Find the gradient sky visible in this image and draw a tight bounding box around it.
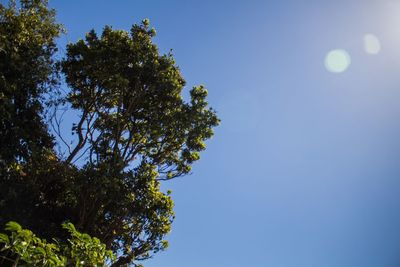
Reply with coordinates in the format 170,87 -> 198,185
26,0 -> 400,266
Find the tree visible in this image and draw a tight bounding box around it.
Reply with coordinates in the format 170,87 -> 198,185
0,0 -> 66,244
0,0 -> 61,164
0,1 -> 219,266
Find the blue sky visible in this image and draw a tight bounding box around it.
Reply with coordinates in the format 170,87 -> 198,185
39,0 -> 400,266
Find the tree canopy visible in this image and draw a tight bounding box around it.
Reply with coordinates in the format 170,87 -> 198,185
0,0 -> 219,266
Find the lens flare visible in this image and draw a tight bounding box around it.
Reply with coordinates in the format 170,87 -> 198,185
324,49 -> 351,73
364,34 -> 381,55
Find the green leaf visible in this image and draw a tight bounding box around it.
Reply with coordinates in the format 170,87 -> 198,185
0,233 -> 10,244
5,221 -> 22,232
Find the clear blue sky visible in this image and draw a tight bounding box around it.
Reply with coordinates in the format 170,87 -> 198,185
43,0 -> 400,266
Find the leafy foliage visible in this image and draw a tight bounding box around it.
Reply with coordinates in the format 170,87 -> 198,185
0,0 -> 66,253
0,0 -> 62,164
0,1 -> 219,266
0,221 -> 115,266
60,20 -> 219,265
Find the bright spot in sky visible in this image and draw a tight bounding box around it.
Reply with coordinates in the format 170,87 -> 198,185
324,49 -> 351,73
363,34 -> 381,55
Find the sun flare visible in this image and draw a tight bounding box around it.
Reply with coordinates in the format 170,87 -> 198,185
324,49 -> 351,73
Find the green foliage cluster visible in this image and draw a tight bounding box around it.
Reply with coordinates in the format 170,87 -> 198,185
0,0 -> 62,164
0,0 -> 219,266
0,221 -> 114,266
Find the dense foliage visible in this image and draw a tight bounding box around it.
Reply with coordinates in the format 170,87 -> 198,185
0,0 -> 219,266
0,0 -> 61,164
0,221 -> 115,266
